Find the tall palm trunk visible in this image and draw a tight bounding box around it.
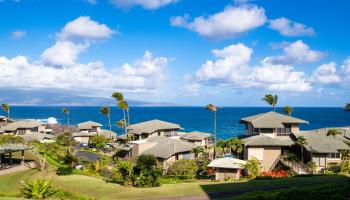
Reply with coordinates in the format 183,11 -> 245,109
67,114 -> 70,132
108,114 -> 112,131
7,110 -> 9,119
301,146 -> 304,163
122,109 -> 127,134
214,111 -> 217,159
127,108 -> 130,129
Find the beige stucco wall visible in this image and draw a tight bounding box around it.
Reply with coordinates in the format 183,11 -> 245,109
291,124 -> 300,133
38,125 -> 46,133
215,168 -> 241,181
262,147 -> 281,171
74,136 -> 89,144
131,142 -> 157,157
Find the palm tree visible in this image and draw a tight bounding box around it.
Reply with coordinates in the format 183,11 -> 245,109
326,128 -> 341,139
216,140 -> 225,157
191,146 -> 205,159
112,92 -> 130,134
283,106 -> 293,116
206,104 -> 218,158
229,138 -> 244,158
1,104 -> 10,118
100,106 -> 112,131
62,108 -> 70,132
344,103 -> 350,111
116,119 -> 126,134
296,136 -> 307,163
262,94 -> 278,111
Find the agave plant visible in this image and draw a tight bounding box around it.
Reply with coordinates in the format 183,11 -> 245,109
20,179 -> 58,199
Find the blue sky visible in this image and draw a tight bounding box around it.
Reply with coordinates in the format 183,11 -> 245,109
0,0 -> 349,106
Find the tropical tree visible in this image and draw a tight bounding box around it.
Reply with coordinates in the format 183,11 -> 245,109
262,94 -> 278,111
326,128 -> 342,139
89,135 -> 110,150
100,106 -> 112,131
216,140 -> 225,157
62,108 -> 70,131
0,134 -> 24,145
206,104 -> 218,158
191,146 -> 205,159
244,157 -> 261,178
296,136 -> 307,163
229,138 -> 244,158
1,103 -> 10,118
55,132 -> 75,147
344,103 -> 350,111
283,106 -> 293,116
116,119 -> 126,134
112,92 -> 130,134
20,179 -> 58,199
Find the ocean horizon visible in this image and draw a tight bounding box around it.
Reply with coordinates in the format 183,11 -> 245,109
3,106 -> 350,139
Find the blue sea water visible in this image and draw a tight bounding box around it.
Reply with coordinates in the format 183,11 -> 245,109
3,106 -> 350,139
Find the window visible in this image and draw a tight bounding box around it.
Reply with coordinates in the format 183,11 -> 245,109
17,129 -> 26,135
253,128 -> 259,134
277,124 -> 292,136
328,153 -> 340,158
260,128 -> 273,134
244,123 -> 248,129
31,127 -> 38,132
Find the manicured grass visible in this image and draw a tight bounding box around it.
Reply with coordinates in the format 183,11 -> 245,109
0,169 -> 349,200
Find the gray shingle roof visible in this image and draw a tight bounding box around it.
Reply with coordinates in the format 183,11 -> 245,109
181,131 -> 212,141
242,135 -> 294,147
208,158 -> 246,169
240,111 -> 308,128
294,128 -> 350,153
21,133 -> 54,142
72,129 -> 116,139
0,144 -> 33,154
129,119 -> 181,135
1,121 -> 43,131
77,121 -> 102,130
141,136 -> 194,159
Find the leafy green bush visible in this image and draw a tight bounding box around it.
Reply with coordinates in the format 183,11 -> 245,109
244,157 -> 261,178
56,132 -> 75,146
57,166 -> 73,175
111,160 -> 134,186
167,159 -> 198,179
327,165 -> 341,174
134,168 -> 162,187
20,179 -> 58,199
89,135 -> 110,150
340,159 -> 350,173
196,157 -> 210,175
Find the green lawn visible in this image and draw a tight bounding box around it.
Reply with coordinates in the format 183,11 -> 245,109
0,169 -> 348,200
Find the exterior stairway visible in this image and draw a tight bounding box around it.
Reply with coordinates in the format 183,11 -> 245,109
270,154 -> 310,175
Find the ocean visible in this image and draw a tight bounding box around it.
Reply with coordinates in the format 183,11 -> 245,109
4,106 -> 350,139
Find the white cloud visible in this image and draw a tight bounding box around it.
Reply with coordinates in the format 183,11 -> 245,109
10,30 -> 26,39
110,0 -> 177,10
171,4 -> 267,39
58,16 -> 115,42
266,40 -> 325,64
269,17 -> 315,37
0,51 -> 168,94
194,43 -> 311,92
311,62 -> 341,84
41,41 -> 88,66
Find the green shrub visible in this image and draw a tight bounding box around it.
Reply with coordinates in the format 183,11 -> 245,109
56,132 -> 75,146
20,179 -> 58,199
57,166 -> 73,175
327,165 -> 341,174
196,157 -> 210,175
167,159 -> 198,179
134,154 -> 162,187
111,160 -> 134,186
244,157 -> 261,178
134,168 -> 162,187
340,159 -> 350,173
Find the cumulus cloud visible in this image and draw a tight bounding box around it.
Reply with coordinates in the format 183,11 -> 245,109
110,0 -> 177,10
266,40 -> 325,64
86,0 -> 97,5
10,30 -> 26,39
194,43 -> 311,93
170,4 -> 267,39
0,51 -> 168,94
341,58 -> 350,81
311,62 -> 341,84
41,41 -> 89,66
58,16 -> 115,42
269,18 -> 315,37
